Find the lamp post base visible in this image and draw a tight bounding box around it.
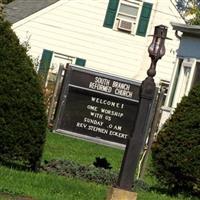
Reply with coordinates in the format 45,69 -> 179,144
107,187 -> 137,200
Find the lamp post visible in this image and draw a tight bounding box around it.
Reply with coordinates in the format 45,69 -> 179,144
115,25 -> 168,194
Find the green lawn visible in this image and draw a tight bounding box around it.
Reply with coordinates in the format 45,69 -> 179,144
43,132 -> 124,171
0,165 -> 106,200
0,131 -> 197,200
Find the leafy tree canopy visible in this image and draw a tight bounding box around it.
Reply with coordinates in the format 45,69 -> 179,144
176,0 -> 200,25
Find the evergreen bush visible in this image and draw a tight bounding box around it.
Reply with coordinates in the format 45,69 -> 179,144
0,19 -> 47,170
152,84 -> 200,196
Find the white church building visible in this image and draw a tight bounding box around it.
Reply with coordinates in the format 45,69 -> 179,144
5,0 -> 190,126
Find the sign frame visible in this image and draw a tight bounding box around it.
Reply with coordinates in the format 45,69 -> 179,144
53,65 -> 143,148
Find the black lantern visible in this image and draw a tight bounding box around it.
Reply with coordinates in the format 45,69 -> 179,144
147,25 -> 168,78
148,25 -> 168,59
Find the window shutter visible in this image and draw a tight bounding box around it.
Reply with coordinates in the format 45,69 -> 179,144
38,49 -> 53,81
75,58 -> 86,67
103,0 -> 119,28
136,2 -> 153,37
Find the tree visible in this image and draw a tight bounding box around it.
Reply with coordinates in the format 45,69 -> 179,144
185,0 -> 200,25
152,84 -> 200,196
0,19 -> 47,170
176,0 -> 200,25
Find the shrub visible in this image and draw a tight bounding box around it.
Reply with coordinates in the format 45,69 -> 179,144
152,84 -> 200,196
0,19 -> 47,170
42,159 -> 151,191
42,159 -> 118,185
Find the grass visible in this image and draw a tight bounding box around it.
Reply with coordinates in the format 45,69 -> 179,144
0,165 -> 106,200
0,131 -> 198,200
43,131 -> 124,171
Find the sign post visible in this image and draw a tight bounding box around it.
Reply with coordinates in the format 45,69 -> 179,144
117,73 -> 156,189
107,25 -> 168,200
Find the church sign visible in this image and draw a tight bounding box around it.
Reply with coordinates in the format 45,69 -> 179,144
54,65 -> 141,147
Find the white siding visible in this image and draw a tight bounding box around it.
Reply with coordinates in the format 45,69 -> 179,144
12,0 -> 184,83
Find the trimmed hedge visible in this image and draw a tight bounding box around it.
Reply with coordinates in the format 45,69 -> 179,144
0,19 -> 47,170
152,84 -> 200,196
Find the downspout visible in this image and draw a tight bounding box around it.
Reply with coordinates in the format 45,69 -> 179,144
175,30 -> 182,40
